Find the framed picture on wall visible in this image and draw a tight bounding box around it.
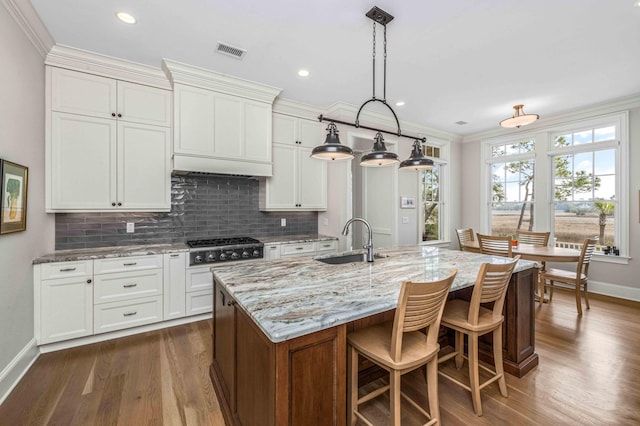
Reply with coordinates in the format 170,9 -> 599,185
400,196 -> 416,209
0,160 -> 28,234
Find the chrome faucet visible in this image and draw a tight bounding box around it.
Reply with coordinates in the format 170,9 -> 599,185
342,217 -> 374,262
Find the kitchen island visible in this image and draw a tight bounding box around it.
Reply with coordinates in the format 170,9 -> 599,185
210,246 -> 538,426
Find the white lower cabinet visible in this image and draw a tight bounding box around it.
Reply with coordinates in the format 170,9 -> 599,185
276,239 -> 339,260
94,295 -> 163,334
36,260 -> 94,345
187,289 -> 214,316
163,253 -> 186,320
186,265 -> 213,315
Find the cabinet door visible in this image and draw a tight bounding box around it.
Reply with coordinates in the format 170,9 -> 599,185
163,253 -> 186,320
214,281 -> 236,409
298,119 -> 323,148
50,112 -> 116,210
174,84 -> 215,155
117,82 -> 171,127
297,146 -> 327,209
265,144 -> 297,209
272,114 -> 297,145
117,121 -> 170,210
243,101 -> 272,163
40,276 -> 93,344
50,67 -> 116,118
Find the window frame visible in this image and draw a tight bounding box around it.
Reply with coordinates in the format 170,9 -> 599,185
417,137 -> 450,246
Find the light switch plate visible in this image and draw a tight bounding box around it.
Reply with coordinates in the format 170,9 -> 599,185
126,222 -> 135,233
281,218 -> 286,227
402,217 -> 409,224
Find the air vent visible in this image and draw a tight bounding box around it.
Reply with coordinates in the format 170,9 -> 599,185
455,121 -> 468,126
216,42 -> 246,59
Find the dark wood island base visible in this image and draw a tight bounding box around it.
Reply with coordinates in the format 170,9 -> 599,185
210,267 -> 538,426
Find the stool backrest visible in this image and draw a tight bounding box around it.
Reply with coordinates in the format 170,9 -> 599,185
456,228 -> 474,251
516,230 -> 550,246
390,270 -> 457,362
468,257 -> 520,325
477,233 -> 513,258
577,238 -> 598,279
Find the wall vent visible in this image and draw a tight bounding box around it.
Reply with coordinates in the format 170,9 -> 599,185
216,42 -> 246,59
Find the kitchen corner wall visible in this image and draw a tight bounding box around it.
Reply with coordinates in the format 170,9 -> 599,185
55,174 -> 318,249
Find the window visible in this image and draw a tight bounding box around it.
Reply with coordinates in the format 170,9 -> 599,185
421,165 -> 441,241
551,124 -> 619,252
482,112 -> 628,258
488,139 -> 536,236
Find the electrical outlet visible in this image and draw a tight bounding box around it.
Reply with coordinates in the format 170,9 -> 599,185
402,217 -> 409,224
126,222 -> 135,233
281,218 -> 286,227
323,218 -> 329,226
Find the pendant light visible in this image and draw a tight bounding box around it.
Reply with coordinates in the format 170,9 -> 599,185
399,140 -> 434,170
310,122 -> 354,160
499,104 -> 539,128
360,132 -> 399,167
312,6 -> 430,171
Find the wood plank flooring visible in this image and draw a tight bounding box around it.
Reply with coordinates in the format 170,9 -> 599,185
1,291 -> 639,425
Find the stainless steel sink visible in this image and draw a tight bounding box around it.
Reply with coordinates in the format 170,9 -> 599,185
315,253 -> 386,265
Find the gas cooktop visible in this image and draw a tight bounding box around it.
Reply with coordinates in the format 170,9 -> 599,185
187,236 -> 264,265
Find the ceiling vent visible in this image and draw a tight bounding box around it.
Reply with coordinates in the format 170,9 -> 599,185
216,41 -> 246,60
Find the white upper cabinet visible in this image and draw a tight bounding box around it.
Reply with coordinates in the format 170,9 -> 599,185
259,114 -> 327,211
163,59 -> 281,177
46,67 -> 171,212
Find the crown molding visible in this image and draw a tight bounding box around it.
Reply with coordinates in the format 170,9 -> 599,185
462,93 -> 640,143
45,44 -> 171,89
2,0 -> 54,58
272,98 -> 323,120
163,59 -> 282,103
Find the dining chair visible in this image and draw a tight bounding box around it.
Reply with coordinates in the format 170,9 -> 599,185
516,230 -> 550,301
476,234 -> 513,258
347,270 -> 457,426
438,257 -> 520,416
456,228 -> 475,251
539,237 -> 597,315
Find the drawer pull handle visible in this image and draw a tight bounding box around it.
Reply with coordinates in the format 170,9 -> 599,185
59,267 -> 77,272
295,247 -> 304,250
123,311 -> 137,317
323,244 -> 331,248
219,290 -> 225,307
123,262 -> 137,266
123,283 -> 137,288
170,254 -> 180,258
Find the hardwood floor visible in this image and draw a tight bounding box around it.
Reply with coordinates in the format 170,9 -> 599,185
1,291 -> 639,425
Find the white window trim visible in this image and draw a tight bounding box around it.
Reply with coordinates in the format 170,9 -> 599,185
418,136 -> 450,245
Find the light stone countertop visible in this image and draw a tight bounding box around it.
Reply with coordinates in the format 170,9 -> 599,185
259,235 -> 338,245
32,243 -> 189,264
212,246 -> 537,343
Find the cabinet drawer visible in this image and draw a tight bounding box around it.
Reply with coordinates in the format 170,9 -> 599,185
281,242 -> 316,257
40,260 -> 93,280
316,240 -> 338,253
263,244 -> 281,260
94,269 -> 163,304
186,266 -> 213,292
186,289 -> 213,316
94,255 -> 162,274
94,295 -> 163,334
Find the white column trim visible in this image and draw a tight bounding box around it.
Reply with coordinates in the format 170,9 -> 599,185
2,0 -> 54,58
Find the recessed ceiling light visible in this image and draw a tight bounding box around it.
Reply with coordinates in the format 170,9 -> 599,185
395,101 -> 405,107
116,12 -> 136,24
298,69 -> 310,77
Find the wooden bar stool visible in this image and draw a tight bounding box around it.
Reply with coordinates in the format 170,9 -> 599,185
347,270 -> 457,426
516,230 -> 550,302
437,257 -> 519,416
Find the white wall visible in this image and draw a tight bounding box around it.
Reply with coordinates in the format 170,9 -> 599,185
0,1 -> 54,395
460,102 -> 640,300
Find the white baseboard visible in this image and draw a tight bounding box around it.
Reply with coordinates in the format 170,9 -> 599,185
39,313 -> 212,354
588,280 -> 640,302
0,338 -> 40,406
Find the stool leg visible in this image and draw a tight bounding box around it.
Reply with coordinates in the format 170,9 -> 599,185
575,283 -> 583,316
468,333 -> 482,416
349,346 -> 358,425
584,281 -> 590,310
493,327 -> 508,397
390,370 -> 402,426
454,331 -> 464,369
426,358 -> 440,425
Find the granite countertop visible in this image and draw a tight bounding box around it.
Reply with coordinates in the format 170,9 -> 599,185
33,243 -> 189,264
212,246 -> 537,343
259,235 -> 338,245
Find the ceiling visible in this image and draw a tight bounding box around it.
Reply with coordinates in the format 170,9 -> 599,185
30,0 -> 640,136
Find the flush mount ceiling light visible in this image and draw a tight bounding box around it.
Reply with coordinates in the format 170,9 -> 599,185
116,12 -> 136,24
312,6 -> 430,170
499,104 -> 540,128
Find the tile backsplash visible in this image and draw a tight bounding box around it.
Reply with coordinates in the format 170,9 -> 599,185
55,174 -> 318,250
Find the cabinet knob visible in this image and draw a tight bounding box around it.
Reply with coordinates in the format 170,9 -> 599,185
112,113 -> 116,117
112,202 -> 116,206
117,113 -> 122,118
87,279 -> 92,284
117,202 -> 122,206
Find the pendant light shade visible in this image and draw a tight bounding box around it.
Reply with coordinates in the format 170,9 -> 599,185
499,104 -> 539,128
310,122 -> 354,160
360,132 -> 399,167
399,140 -> 434,170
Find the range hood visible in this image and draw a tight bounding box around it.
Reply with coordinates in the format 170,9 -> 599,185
163,59 -> 282,177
